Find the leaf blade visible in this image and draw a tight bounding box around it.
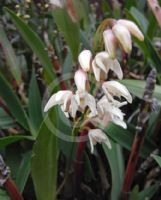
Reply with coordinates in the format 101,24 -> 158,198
5,8 -> 57,86
31,108 -> 58,200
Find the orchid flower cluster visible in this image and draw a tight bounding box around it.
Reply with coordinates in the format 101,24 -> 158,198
44,18 -> 144,153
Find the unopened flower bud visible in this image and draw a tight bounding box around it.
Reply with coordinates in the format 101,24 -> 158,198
78,50 -> 92,72
74,69 -> 89,92
103,29 -> 117,58
117,19 -> 144,41
112,23 -> 132,54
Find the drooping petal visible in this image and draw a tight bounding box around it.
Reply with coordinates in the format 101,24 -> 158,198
104,58 -> 123,80
88,129 -> 112,153
85,93 -> 98,118
111,115 -> 127,129
112,23 -> 132,53
92,60 -> 101,82
95,52 -> 109,73
70,95 -> 78,118
44,90 -> 72,112
102,81 -> 132,103
78,50 -> 92,72
109,59 -> 123,80
117,19 -> 144,41
103,29 -> 117,58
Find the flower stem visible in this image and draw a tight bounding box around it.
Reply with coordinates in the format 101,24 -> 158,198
121,69 -> 157,199
74,122 -> 94,196
4,178 -> 24,200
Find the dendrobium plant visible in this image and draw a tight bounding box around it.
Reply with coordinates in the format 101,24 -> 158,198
44,17 -> 144,153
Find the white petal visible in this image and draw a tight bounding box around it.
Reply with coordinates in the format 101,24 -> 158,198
118,19 -> 144,41
74,69 -> 87,92
92,60 -> 101,82
85,93 -> 98,117
102,81 -> 132,103
78,50 -> 92,72
103,29 -> 117,58
112,23 -> 132,53
50,0 -> 65,8
104,137 -> 112,149
95,52 -> 109,73
44,90 -> 72,112
88,133 -> 95,154
88,129 -> 112,153
109,106 -> 125,120
70,95 -> 78,118
111,59 -> 123,80
111,117 -> 127,129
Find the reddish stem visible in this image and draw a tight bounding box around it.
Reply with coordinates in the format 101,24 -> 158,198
74,123 -> 94,195
121,69 -> 156,199
121,131 -> 146,199
4,178 -> 24,200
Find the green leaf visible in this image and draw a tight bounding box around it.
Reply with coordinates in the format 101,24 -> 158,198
31,108 -> 58,200
0,26 -> 22,85
126,8 -> 161,73
0,189 -> 10,200
120,79 -> 161,105
28,69 -> 43,136
129,185 -> 139,200
72,0 -> 89,27
147,111 -> 160,137
104,123 -> 156,158
138,183 -> 159,200
5,8 -> 57,86
0,73 -> 29,129
152,155 -> 161,167
0,108 -> 15,129
130,7 -> 148,33
84,153 -> 96,181
103,140 -> 124,200
16,151 -> 32,193
52,9 -> 80,61
0,135 -> 34,149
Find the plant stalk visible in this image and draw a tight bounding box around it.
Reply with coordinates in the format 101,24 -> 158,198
4,178 -> 24,200
121,69 -> 157,199
74,122 -> 94,195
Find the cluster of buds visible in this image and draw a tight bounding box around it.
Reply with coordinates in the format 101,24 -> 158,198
44,18 -> 144,153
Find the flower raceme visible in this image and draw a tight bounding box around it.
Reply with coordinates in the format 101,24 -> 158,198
44,18 -> 144,153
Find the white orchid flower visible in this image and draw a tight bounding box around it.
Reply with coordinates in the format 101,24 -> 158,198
102,80 -> 132,104
117,19 -> 144,41
88,129 -> 111,154
92,52 -> 123,82
78,50 -> 92,72
103,29 -> 117,58
96,95 -> 127,129
112,23 -> 132,54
